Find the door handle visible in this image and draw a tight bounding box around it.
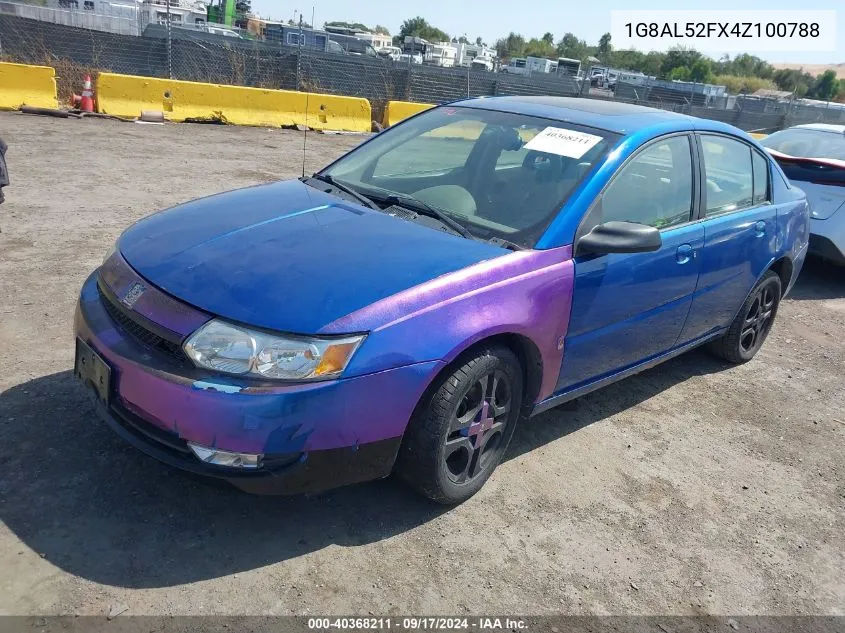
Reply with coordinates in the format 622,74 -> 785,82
754,220 -> 766,237
676,244 -> 694,264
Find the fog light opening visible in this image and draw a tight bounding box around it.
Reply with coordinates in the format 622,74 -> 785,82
188,442 -> 263,469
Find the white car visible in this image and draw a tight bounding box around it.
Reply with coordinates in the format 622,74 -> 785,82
397,53 -> 423,64
377,46 -> 402,61
760,124 -> 845,266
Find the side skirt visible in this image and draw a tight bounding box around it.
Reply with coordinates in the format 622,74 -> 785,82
530,329 -> 727,417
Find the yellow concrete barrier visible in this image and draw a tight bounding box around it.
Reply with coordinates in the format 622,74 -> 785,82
96,73 -> 371,132
381,103 -> 537,143
0,62 -> 58,110
382,101 -> 433,127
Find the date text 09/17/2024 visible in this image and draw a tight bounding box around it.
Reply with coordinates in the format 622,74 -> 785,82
307,617 -> 527,630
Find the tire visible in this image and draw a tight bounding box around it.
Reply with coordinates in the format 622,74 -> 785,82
397,345 -> 523,504
709,271 -> 782,364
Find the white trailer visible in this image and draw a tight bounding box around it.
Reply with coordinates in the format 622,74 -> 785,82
501,58 -> 529,75
525,57 -> 557,74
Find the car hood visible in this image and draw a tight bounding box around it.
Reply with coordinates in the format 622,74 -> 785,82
118,180 -> 505,333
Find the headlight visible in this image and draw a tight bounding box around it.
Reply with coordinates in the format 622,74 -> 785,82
183,319 -> 365,381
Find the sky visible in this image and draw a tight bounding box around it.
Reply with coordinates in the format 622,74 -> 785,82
250,0 -> 844,65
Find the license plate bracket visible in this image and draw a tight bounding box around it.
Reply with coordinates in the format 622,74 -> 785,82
75,338 -> 112,405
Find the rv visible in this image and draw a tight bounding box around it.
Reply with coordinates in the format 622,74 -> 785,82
426,42 -> 458,67
470,56 -> 494,71
455,42 -> 497,68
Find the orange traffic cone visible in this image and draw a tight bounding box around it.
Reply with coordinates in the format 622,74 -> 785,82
80,75 -> 95,112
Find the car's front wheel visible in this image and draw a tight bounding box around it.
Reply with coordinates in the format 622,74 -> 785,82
397,345 -> 523,504
709,270 -> 782,363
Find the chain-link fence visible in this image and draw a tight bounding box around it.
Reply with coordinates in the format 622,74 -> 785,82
2,9 -> 844,129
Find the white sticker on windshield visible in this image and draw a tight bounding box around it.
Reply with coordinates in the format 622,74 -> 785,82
523,127 -> 603,159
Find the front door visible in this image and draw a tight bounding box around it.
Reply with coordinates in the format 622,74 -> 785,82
557,133 -> 703,392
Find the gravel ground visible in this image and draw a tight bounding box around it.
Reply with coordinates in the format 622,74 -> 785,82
0,112 -> 843,617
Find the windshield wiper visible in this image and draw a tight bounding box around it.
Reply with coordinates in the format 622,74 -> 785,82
381,193 -> 475,241
304,173 -> 379,210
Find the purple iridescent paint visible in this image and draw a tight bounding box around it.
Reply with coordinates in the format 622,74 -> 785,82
76,242 -> 574,457
322,246 -> 574,401
99,252 -> 210,337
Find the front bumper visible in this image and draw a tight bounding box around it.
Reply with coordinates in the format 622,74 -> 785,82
74,268 -> 441,494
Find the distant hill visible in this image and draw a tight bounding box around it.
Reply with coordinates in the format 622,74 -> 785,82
771,63 -> 845,79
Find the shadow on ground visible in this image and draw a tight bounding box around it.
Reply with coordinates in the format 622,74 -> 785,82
0,347 -> 732,589
788,258 -> 845,301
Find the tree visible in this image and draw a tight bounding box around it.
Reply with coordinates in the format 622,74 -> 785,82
597,32 -> 611,60
689,58 -> 713,83
398,16 -> 449,43
772,68 -> 814,97
669,66 -> 692,81
641,51 -> 664,76
809,70 -> 841,101
713,74 -> 776,94
713,53 -> 774,79
524,37 -> 555,58
475,36 -> 483,46
556,32 -> 589,62
374,24 -> 390,35
494,32 -> 526,58
542,32 -> 554,45
660,46 -> 702,79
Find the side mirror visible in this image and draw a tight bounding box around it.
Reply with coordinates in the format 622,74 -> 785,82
575,221 -> 662,257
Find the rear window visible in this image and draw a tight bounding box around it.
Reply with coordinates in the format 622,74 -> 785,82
760,128 -> 845,161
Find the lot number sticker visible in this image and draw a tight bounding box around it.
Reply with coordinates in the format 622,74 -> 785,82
524,127 -> 604,159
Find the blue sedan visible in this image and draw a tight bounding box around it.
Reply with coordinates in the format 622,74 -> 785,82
74,97 -> 810,503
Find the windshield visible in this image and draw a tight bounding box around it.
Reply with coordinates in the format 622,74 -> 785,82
320,106 -> 618,247
760,128 -> 845,161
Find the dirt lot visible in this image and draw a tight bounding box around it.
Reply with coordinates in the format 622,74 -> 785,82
0,112 -> 843,617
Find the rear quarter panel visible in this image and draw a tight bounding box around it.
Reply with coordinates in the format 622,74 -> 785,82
772,164 -> 811,294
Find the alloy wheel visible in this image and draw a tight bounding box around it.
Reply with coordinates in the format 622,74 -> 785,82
443,370 -> 512,485
740,282 -> 777,353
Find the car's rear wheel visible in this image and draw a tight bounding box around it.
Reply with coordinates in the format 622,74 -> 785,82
709,271 -> 782,363
397,345 -> 523,504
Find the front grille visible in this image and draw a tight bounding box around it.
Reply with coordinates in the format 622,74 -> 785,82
99,288 -> 185,362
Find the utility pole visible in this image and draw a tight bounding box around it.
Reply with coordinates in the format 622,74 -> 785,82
296,14 -> 303,90
166,0 -> 172,79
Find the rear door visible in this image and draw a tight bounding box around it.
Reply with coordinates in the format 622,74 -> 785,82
557,133 -> 704,392
678,134 -> 778,344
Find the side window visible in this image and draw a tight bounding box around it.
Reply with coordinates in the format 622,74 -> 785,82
598,135 -> 694,229
700,135 -> 754,217
752,150 -> 770,205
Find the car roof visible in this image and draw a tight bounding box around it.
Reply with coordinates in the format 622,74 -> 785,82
450,96 -> 698,134
791,123 -> 845,134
